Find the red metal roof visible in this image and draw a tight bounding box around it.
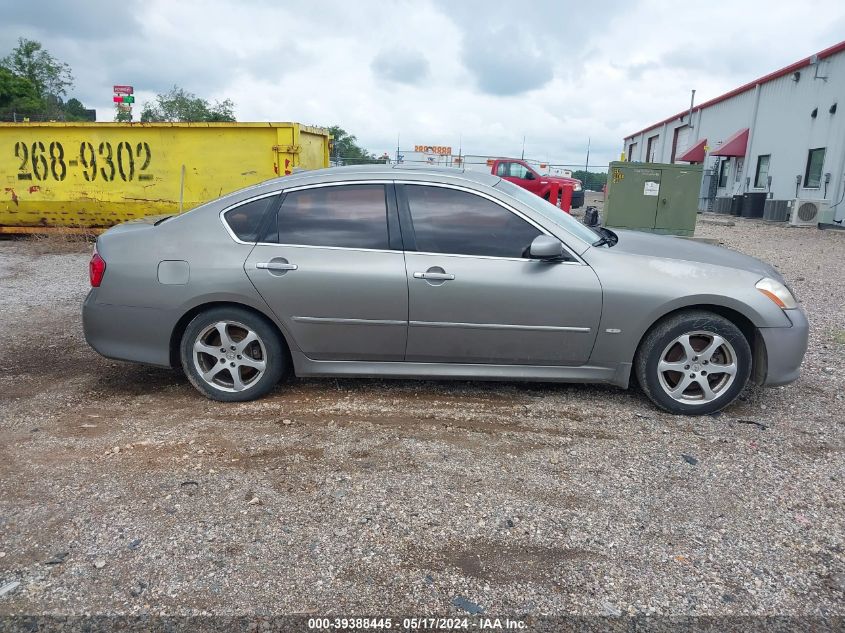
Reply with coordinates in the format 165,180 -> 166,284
710,128 -> 749,157
677,138 -> 707,163
624,39 -> 845,140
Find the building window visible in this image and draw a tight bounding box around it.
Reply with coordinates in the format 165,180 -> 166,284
628,143 -> 636,161
754,155 -> 770,188
646,135 -> 659,162
718,159 -> 730,188
734,158 -> 744,183
804,148 -> 825,188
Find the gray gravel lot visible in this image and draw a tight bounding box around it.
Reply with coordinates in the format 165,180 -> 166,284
0,216 -> 843,620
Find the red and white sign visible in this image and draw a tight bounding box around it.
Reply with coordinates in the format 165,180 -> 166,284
113,85 -> 134,94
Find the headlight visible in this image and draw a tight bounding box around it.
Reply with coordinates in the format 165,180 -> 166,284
756,277 -> 797,309
573,183 -> 582,191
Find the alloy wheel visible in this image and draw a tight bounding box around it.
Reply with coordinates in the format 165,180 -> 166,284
656,330 -> 738,405
192,320 -> 267,392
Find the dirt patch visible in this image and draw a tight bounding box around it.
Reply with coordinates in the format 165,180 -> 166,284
407,540 -> 604,583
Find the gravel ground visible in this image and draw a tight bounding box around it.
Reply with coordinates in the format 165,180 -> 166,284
0,217 -> 843,622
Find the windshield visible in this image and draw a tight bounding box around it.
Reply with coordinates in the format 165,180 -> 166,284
493,178 -> 599,245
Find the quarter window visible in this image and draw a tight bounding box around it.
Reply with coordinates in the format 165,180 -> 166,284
273,184 -> 389,249
804,148 -> 825,188
223,195 -> 278,242
405,185 -> 542,258
754,155 -> 770,189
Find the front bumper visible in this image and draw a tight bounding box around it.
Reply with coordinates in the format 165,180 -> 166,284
757,306 -> 809,386
572,190 -> 585,208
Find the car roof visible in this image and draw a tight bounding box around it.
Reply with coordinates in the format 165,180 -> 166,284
245,164 -> 501,195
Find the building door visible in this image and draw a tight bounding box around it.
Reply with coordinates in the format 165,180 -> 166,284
671,126 -> 690,163
646,135 -> 659,162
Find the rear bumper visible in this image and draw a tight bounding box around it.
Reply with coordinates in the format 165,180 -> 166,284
757,306 -> 809,386
82,291 -> 175,367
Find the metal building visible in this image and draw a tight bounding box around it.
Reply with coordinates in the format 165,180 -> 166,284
622,41 -> 845,224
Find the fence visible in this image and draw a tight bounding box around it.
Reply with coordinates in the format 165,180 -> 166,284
331,152 -> 609,191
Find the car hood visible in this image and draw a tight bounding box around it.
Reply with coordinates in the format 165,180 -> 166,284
610,229 -> 781,279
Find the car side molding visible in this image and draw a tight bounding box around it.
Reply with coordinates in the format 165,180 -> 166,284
292,356 -> 633,389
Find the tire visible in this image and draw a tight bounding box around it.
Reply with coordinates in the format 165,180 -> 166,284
180,306 -> 286,402
634,310 -> 751,415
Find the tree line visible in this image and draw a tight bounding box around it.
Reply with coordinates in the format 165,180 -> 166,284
0,38 -> 375,159
0,38 -> 92,121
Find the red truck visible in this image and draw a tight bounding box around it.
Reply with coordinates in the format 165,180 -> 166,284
489,158 -> 584,209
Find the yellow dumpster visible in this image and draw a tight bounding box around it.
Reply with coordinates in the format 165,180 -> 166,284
0,121 -> 330,230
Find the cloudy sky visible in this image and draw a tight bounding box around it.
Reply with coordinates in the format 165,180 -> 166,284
3,0 -> 845,167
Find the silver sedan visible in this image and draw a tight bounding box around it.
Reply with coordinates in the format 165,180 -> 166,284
82,166 -> 808,415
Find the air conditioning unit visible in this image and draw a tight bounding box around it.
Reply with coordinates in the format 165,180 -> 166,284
789,199 -> 829,226
763,199 -> 790,222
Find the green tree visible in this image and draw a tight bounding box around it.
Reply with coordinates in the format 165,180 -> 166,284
139,86 -> 236,122
0,38 -> 93,121
1,37 -> 73,99
326,125 -> 379,165
0,67 -> 45,116
62,97 -> 94,121
572,169 -> 607,191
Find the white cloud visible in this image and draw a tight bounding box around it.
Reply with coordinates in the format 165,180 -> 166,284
2,0 -> 844,167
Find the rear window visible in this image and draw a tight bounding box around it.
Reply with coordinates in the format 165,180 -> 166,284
223,195 -> 278,242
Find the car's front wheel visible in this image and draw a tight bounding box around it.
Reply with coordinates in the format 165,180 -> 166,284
635,310 -> 752,415
180,307 -> 286,402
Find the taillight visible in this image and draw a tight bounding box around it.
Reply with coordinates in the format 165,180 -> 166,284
90,250 -> 106,287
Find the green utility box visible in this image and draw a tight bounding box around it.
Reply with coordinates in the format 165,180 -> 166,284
604,161 -> 703,236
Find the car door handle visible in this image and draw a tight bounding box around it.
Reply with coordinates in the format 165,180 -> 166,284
256,262 -> 298,271
413,271 -> 455,281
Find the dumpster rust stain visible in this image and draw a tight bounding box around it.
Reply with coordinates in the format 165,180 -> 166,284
4,188 -> 18,205
28,186 -> 41,194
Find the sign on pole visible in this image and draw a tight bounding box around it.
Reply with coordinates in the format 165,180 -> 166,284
113,85 -> 135,121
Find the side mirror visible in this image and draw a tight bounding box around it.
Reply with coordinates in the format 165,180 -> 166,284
528,235 -> 565,260
524,171 -> 535,180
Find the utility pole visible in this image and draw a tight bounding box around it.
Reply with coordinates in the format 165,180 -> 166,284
585,137 -> 591,172
520,135 -> 526,160
457,133 -> 462,169
395,133 -> 400,164
689,89 -> 696,128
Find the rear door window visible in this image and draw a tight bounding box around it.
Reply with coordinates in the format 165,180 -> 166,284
270,184 -> 390,249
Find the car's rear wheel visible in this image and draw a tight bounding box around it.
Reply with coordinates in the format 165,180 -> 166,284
635,310 -> 751,415
180,307 -> 285,402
